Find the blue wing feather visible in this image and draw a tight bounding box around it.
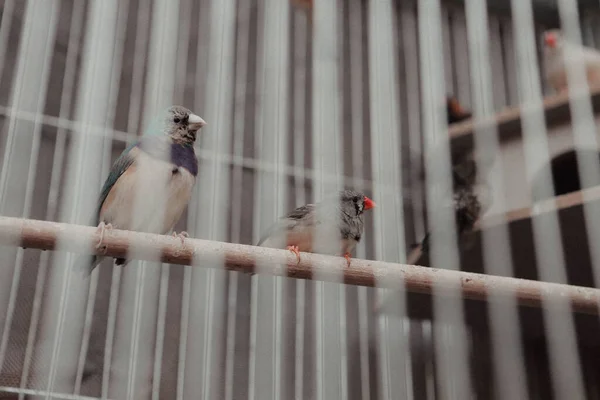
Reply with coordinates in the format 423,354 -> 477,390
94,141 -> 138,223
76,141 -> 138,278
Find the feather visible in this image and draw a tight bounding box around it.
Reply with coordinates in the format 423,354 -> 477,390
256,204 -> 317,247
95,142 -> 137,223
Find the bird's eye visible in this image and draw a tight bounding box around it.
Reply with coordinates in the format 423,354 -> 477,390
353,196 -> 359,203
173,117 -> 181,124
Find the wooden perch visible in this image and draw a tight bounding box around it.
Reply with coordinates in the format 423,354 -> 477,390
449,85 -> 600,154
0,216 -> 599,315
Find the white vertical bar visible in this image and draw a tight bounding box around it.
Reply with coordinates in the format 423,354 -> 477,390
511,1 -> 586,400
348,3 -> 372,399
125,2 -> 152,143
0,0 -> 60,375
367,0 -> 409,398
173,0 -> 193,105
75,1 -> 131,395
555,0 -> 600,289
291,10 -> 309,400
150,267 -> 170,400
176,264 -> 191,400
182,0 -> 236,398
101,268 -> 121,400
150,0 -> 195,396
224,0 -> 251,398
102,2 -> 154,398
101,2 -> 151,399
0,0 -> 15,84
28,1 -> 118,396
463,2 -> 529,399
177,0 -> 213,396
107,0 -> 180,398
312,0 -> 345,399
336,1 -> 349,395
17,2 -> 86,396
249,0 -> 267,393
449,11 -> 471,107
400,4 -> 426,242
250,0 -> 289,397
418,1 -> 473,399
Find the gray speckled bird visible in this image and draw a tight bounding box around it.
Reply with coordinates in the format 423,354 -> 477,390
76,105 -> 206,276
257,189 -> 375,266
374,169 -> 491,314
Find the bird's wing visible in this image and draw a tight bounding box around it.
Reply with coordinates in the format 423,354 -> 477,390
286,203 -> 317,221
256,203 -> 317,246
95,141 -> 138,223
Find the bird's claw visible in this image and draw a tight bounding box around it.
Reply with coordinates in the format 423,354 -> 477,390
287,245 -> 301,264
172,231 -> 189,245
344,253 -> 352,268
96,222 -> 113,253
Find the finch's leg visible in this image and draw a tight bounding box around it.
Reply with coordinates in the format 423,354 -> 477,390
172,231 -> 189,245
344,252 -> 352,267
287,245 -> 301,264
96,221 -> 113,252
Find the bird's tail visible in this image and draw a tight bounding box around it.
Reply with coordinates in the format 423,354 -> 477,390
72,254 -> 103,278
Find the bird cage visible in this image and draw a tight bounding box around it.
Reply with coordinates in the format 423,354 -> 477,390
1,0 -> 600,399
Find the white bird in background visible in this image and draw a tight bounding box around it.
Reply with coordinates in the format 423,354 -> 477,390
543,29 -> 600,93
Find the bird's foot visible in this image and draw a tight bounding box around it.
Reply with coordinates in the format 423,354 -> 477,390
95,222 -> 113,253
287,245 -> 301,264
344,252 -> 352,268
172,231 -> 189,245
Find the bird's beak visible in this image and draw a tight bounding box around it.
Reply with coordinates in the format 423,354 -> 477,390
188,113 -> 207,130
363,196 -> 376,210
544,33 -> 556,48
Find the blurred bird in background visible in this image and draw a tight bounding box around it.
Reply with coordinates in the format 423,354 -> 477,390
543,29 -> 600,93
257,189 -> 375,268
446,95 -> 472,124
375,97 -> 491,313
411,96 -> 491,264
75,105 -> 206,276
292,0 -> 312,10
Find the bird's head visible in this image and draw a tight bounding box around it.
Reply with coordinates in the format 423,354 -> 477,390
543,29 -> 564,53
339,189 -> 376,217
157,105 -> 206,144
446,96 -> 471,124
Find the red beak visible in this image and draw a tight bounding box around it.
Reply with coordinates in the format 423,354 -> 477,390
545,33 -> 556,48
363,196 -> 375,210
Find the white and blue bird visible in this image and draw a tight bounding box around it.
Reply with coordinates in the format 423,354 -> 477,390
76,105 -> 206,276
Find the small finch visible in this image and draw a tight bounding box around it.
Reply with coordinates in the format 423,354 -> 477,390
446,96 -> 472,125
74,106 -> 206,276
542,29 -> 600,93
257,189 -> 375,268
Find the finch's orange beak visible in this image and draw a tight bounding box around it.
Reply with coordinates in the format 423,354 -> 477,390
363,196 -> 376,210
545,32 -> 557,48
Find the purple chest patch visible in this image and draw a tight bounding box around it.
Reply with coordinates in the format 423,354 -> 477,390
137,136 -> 198,176
170,143 -> 198,176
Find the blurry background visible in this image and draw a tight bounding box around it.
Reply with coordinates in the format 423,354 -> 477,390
1,0 -> 600,398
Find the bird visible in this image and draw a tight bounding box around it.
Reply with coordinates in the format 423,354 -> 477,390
257,189 -> 376,267
373,178 -> 490,314
446,95 -> 471,124
374,97 -> 489,314
413,181 -> 490,258
542,29 -> 600,93
75,105 -> 206,276
292,0 -> 312,11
